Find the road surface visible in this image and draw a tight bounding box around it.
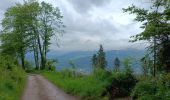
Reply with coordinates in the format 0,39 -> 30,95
21,74 -> 79,100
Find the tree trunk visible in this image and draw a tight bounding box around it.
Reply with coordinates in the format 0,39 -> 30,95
21,49 -> 25,70
33,41 -> 39,70
37,34 -> 45,70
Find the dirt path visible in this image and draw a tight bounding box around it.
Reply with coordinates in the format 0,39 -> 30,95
21,74 -> 79,100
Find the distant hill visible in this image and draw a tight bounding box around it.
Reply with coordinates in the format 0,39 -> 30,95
46,49 -> 145,73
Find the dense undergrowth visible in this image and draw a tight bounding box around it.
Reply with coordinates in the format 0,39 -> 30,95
40,68 -> 170,100
132,74 -> 170,100
42,70 -> 110,100
41,69 -> 137,100
0,56 -> 26,100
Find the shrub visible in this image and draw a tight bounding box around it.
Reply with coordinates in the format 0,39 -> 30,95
93,68 -> 111,81
131,79 -> 157,99
107,72 -> 137,99
131,74 -> 170,100
0,55 -> 26,100
0,67 -> 26,100
42,70 -> 110,100
45,59 -> 57,71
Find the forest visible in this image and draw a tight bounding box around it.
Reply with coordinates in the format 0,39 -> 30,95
0,0 -> 170,100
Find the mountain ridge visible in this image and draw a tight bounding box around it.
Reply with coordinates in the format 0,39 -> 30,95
46,49 -> 146,73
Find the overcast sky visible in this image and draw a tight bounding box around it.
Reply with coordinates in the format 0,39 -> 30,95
0,0 -> 151,52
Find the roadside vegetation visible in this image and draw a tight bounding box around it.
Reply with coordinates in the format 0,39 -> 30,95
0,0 -> 63,99
41,69 -> 136,100
123,0 -> 170,100
132,74 -> 170,100
0,55 -> 26,100
42,70 -> 110,100
41,45 -> 137,100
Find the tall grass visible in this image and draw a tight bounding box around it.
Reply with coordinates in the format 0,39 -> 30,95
131,73 -> 170,100
41,69 -> 136,100
42,69 -> 110,100
0,62 -> 26,100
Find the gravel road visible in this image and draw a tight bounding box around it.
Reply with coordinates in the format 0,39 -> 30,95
21,74 -> 79,100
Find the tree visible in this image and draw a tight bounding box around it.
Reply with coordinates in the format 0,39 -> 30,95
46,59 -> 57,71
97,45 -> 107,69
123,58 -> 133,75
91,45 -> 107,70
92,54 -> 97,68
37,1 -> 64,69
114,57 -> 120,71
123,0 -> 170,74
69,60 -> 77,77
141,54 -> 153,76
0,2 -> 36,69
23,0 -> 40,70
0,0 -> 64,70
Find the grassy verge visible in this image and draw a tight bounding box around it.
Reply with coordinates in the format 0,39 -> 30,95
41,69 -> 136,100
41,70 -> 110,100
131,73 -> 170,99
0,67 -> 26,100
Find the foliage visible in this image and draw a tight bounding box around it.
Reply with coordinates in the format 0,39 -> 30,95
0,56 -> 26,100
0,2 -> 36,69
0,0 -> 64,70
104,58 -> 137,99
91,45 -> 107,70
92,54 -> 97,69
41,70 -> 110,100
107,71 -> 137,99
69,60 -> 79,78
140,54 -> 153,76
97,45 -> 107,69
37,1 -> 64,69
45,59 -> 57,71
131,79 -> 157,99
132,74 -> 170,100
93,68 -> 111,81
123,58 -> 133,75
123,0 -> 170,72
113,57 -> 120,71
41,68 -> 137,100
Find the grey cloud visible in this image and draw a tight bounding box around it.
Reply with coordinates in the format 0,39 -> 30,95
67,0 -> 111,14
0,0 -> 148,52
51,34 -> 146,51
48,0 -> 148,51
0,0 -> 21,11
0,0 -> 14,11
65,18 -> 119,37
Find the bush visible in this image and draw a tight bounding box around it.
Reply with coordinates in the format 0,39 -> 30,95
42,68 -> 138,100
131,79 -> 156,99
45,59 -> 57,71
107,72 -> 137,99
0,55 -> 26,100
0,67 -> 26,100
131,74 -> 170,100
93,68 -> 111,81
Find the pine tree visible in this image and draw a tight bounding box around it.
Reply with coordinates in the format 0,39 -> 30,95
114,57 -> 120,71
92,54 -> 97,68
97,45 -> 107,69
123,58 -> 133,75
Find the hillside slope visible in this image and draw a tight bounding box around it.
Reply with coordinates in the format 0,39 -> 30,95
50,49 -> 145,73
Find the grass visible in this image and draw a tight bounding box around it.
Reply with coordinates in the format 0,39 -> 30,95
0,67 -> 26,100
41,70 -> 110,100
131,73 -> 170,100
